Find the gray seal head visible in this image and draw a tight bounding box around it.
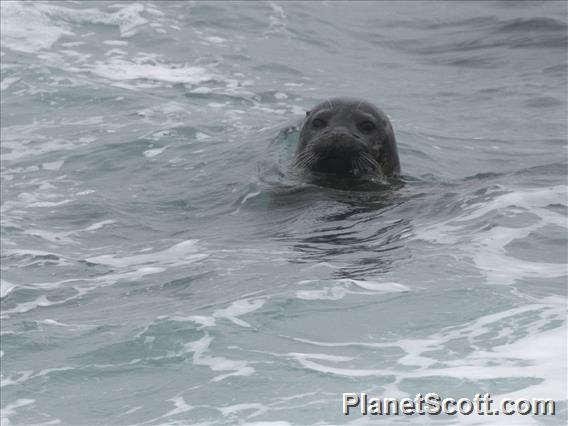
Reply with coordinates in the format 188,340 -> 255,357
295,98 -> 400,183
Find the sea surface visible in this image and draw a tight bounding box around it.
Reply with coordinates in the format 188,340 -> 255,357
1,1 -> 567,425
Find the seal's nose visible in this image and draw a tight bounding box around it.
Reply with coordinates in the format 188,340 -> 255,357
321,127 -> 357,139
311,133 -> 366,175
314,133 -> 364,158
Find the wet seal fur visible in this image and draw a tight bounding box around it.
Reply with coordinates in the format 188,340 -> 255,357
295,98 -> 400,187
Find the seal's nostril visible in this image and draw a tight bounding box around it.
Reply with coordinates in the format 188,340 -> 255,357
314,140 -> 364,160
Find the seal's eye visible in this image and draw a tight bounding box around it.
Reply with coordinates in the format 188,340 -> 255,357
359,121 -> 376,133
311,118 -> 327,129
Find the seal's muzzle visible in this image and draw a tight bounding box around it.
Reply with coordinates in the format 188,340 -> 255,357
309,131 -> 370,176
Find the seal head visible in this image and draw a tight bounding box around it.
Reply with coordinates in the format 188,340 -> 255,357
295,98 -> 400,181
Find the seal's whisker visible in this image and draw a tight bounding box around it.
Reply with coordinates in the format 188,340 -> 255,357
299,153 -> 315,168
359,156 -> 371,171
294,150 -> 310,166
304,153 -> 319,169
352,157 -> 363,175
294,151 -> 318,170
360,153 -> 380,171
360,158 -> 371,174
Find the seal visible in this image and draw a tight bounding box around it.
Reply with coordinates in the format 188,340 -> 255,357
295,98 -> 400,182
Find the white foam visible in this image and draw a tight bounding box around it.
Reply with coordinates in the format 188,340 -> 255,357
143,146 -> 168,158
202,36 -> 226,45
266,1 -> 289,36
0,280 -> 15,299
0,398 -> 35,426
347,279 -> 410,292
39,2 -> 148,38
84,220 -> 115,231
289,352 -> 390,377
61,41 -> 85,47
105,48 -> 127,57
417,185 -> 568,285
232,190 -> 262,214
243,423 -> 291,426
22,229 -> 75,244
309,262 -> 341,270
190,87 -> 213,95
175,315 -> 216,328
4,219 -> 114,249
41,160 -> 64,171
296,279 -> 411,301
27,199 -> 70,208
86,240 -> 207,268
103,40 -> 128,46
146,6 -> 165,17
289,353 -> 354,363
0,2 -> 73,53
135,101 -> 190,123
94,266 -> 166,284
241,190 -> 262,205
1,296 -> 51,316
60,48 -> 91,62
1,287 -> 90,318
287,302 -> 566,403
1,1 -> 152,61
118,406 -> 143,417
218,403 -> 267,418
291,336 -> 397,350
195,132 -> 209,141
91,58 -> 214,84
163,397 -> 193,417
213,298 -> 267,328
184,334 -> 255,382
1,371 -> 33,388
39,320 -> 95,330
1,129 -> 79,162
0,76 -> 20,91
296,286 -> 348,301
32,366 -> 75,378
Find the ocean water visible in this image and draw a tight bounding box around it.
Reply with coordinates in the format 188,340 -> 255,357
1,1 -> 567,425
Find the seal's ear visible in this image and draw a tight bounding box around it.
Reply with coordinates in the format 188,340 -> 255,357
305,110 -> 311,117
